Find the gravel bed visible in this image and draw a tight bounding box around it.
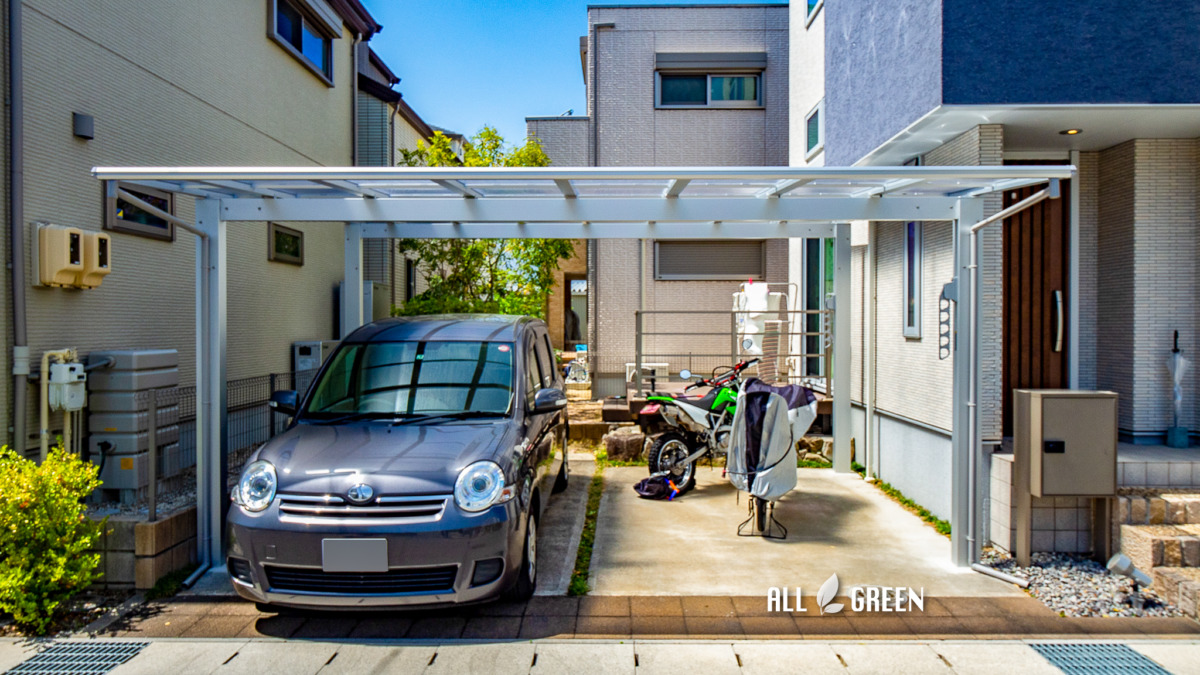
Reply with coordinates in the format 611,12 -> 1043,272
981,549 -> 1183,618
87,446 -> 257,519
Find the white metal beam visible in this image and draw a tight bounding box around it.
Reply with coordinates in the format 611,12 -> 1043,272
554,179 -> 577,198
220,196 -> 961,224
196,180 -> 290,199
832,222 -> 853,474
664,178 -> 690,197
853,178 -> 925,198
758,178 -> 813,199
195,198 -> 226,566
316,179 -> 387,198
342,224 -> 364,337
434,179 -> 482,199
356,221 -> 839,240
951,197 -> 985,567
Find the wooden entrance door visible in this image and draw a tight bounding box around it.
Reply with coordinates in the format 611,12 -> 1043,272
1002,161 -> 1071,435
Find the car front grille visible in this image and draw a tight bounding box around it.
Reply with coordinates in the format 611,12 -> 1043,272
276,493 -> 449,524
264,564 -> 458,595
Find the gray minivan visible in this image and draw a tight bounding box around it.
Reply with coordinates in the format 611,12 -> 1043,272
225,315 -> 568,610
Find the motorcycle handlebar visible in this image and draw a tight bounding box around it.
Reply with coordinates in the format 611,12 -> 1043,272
682,358 -> 759,392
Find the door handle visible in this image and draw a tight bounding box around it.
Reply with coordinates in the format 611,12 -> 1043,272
1053,290 -> 1064,353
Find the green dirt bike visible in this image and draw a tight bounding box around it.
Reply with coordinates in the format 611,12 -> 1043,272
635,358 -> 759,494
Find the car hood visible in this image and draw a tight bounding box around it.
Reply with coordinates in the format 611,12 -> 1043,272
253,420 -> 519,496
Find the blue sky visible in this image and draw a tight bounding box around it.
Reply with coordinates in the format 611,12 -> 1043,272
361,0 -> 781,151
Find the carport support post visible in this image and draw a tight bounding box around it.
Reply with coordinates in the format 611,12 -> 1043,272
832,222 -> 852,474
342,223 -> 364,338
195,198 -> 227,565
951,197 -> 985,567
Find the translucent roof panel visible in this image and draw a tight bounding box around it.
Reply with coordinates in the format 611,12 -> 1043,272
93,166 -> 1075,203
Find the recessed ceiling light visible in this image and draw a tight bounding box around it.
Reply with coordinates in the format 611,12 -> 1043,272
1059,129 -> 1082,135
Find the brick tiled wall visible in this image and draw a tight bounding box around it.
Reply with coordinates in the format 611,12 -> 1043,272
1097,139 -> 1199,437
526,118 -> 591,167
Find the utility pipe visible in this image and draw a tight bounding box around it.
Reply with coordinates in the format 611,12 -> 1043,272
9,0 -> 27,454
964,179 -> 1060,563
971,563 -> 1030,589
39,348 -> 76,460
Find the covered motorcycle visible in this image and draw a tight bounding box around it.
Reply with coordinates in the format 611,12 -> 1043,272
726,378 -> 817,538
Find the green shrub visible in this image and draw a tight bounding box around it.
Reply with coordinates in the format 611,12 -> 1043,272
0,445 -> 104,634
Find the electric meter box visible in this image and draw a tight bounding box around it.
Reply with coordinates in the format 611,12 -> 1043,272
35,224 -> 84,287
79,231 -> 112,288
48,362 -> 87,411
1014,389 -> 1118,497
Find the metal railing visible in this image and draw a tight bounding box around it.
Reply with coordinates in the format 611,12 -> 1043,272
632,309 -> 832,396
134,368 -> 317,519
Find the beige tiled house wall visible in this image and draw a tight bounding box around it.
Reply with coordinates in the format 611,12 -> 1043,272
4,0 -> 360,449
1077,151 -> 1100,390
871,125 -> 1003,433
526,118 -> 591,167
1097,138 -> 1199,437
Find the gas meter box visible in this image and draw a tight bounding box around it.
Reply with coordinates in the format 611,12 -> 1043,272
1014,389 -> 1118,497
79,232 -> 112,288
36,224 -> 84,287
48,362 -> 87,411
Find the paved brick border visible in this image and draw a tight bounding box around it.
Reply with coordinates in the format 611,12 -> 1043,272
96,594 -> 1200,641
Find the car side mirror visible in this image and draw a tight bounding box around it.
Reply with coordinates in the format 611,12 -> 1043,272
531,387 -> 568,414
269,390 -> 298,416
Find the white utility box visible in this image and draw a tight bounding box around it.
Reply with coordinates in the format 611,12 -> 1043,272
48,362 -> 87,411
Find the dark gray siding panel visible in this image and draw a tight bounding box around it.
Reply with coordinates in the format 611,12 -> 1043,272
943,0 -> 1200,105
825,0 -> 943,166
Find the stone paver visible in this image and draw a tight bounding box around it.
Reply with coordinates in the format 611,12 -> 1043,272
531,642 -> 635,675
1131,641 -> 1200,675
315,644 -> 436,674
425,643 -> 537,675
0,640 -> 39,673
931,642 -> 1063,675
734,642 -> 846,675
634,642 -> 740,675
214,641 -> 339,675
110,640 -> 248,675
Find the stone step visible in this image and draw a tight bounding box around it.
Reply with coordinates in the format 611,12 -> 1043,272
1120,524 -> 1200,573
569,421 -> 611,442
1152,567 -> 1200,620
1118,493 -> 1200,525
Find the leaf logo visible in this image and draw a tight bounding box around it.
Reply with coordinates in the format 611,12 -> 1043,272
817,574 -> 844,615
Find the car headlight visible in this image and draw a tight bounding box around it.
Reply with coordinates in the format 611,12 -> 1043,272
454,461 -> 514,513
235,460 -> 277,512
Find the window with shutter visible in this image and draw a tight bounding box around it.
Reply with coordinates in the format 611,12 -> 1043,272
654,240 -> 766,280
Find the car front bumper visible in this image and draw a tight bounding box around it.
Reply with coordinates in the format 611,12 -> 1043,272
225,498 -> 523,610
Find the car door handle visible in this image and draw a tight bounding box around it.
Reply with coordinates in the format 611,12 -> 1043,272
1053,290 -> 1064,353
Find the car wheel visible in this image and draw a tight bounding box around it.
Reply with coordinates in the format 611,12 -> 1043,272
503,512 -> 537,601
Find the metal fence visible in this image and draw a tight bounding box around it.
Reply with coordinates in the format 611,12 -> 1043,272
632,309 -> 832,396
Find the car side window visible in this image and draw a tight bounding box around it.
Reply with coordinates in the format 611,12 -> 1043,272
536,333 -> 555,388
525,338 -> 541,407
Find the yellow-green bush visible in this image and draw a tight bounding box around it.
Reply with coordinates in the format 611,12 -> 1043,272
0,446 -> 104,634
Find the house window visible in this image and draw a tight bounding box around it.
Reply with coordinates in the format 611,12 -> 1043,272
657,73 -> 761,108
271,0 -> 334,83
805,100 -> 824,159
803,238 -> 833,376
806,0 -> 824,27
106,182 -> 175,241
405,258 -> 417,300
655,240 -> 765,280
268,223 -> 304,265
903,222 -> 922,338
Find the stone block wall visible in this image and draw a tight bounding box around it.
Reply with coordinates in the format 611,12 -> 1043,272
92,506 -> 197,590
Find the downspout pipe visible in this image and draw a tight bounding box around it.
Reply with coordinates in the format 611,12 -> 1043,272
9,0 -> 28,453
351,35 -> 361,166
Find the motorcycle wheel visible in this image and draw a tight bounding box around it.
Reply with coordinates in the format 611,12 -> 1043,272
648,433 -> 696,494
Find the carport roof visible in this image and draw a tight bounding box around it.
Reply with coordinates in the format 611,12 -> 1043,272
92,165 -> 1073,203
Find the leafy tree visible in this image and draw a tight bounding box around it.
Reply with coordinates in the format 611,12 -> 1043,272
395,127 -> 575,319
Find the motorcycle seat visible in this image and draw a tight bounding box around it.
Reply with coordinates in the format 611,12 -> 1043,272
671,388 -> 723,412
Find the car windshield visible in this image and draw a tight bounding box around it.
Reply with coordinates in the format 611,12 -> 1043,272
302,340 -> 515,420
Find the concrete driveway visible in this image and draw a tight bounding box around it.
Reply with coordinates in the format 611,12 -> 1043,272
589,466 -> 1024,598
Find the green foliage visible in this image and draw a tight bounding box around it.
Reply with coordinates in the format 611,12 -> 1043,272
395,127 -> 574,320
798,457 -> 832,469
0,446 -> 104,634
568,468 -> 605,596
870,476 -> 952,537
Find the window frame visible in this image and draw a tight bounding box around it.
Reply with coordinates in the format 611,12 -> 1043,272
268,0 -> 336,86
805,0 -> 825,28
405,258 -> 417,300
654,239 -> 767,281
105,181 -> 176,241
903,221 -> 923,339
805,99 -> 825,161
655,71 -> 763,109
268,222 -> 305,265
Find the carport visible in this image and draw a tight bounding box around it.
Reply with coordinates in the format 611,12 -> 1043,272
90,164 -> 1074,582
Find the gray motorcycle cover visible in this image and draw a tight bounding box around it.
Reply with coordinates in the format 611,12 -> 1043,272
726,387 -> 797,501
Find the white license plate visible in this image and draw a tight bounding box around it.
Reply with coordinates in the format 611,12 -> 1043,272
322,538 -> 388,573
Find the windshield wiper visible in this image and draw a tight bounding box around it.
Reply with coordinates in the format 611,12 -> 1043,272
306,411 -> 390,425
391,411 -> 506,425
